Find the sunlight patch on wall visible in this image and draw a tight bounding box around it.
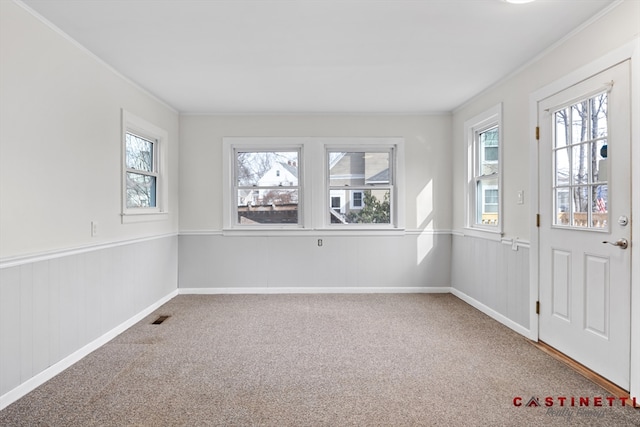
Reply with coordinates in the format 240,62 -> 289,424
416,180 -> 434,264
417,231 -> 434,265
416,180 -> 433,229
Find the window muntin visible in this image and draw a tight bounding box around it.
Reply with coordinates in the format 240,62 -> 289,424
465,104 -> 502,232
328,150 -> 393,225
234,150 -> 301,226
552,92 -> 608,229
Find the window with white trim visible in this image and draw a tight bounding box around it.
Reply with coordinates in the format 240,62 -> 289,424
328,149 -> 394,225
222,137 -> 404,231
465,104 -> 502,231
233,149 -> 301,225
121,110 -> 168,221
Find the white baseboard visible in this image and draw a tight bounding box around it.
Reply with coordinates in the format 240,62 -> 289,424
450,288 -> 532,339
179,286 -> 453,295
0,289 -> 179,411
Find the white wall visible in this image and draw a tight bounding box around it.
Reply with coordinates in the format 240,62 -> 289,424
451,1 -> 639,240
0,1 -> 180,408
179,114 -> 451,232
0,1 -> 180,259
178,114 -> 453,289
450,0 -> 639,398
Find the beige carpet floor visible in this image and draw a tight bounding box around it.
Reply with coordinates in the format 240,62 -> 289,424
1,293 -> 638,426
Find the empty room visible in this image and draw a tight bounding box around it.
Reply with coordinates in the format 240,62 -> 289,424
1,0 -> 639,425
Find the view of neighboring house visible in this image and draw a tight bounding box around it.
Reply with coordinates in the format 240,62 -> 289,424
329,151 -> 391,224
237,152 -> 392,225
237,160 -> 299,224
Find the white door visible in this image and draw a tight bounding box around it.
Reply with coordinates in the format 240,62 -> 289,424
538,61 -> 632,389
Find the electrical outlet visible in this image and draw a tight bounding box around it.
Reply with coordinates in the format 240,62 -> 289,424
91,221 -> 98,237
318,239 -> 323,247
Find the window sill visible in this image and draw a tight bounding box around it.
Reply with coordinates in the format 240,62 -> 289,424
222,227 -> 406,237
121,212 -> 169,224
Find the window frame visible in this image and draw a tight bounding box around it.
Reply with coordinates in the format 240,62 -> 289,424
121,110 -> 169,223
233,146 -> 303,228
222,137 -> 404,233
465,103 -> 503,234
325,145 -> 397,228
223,138 -> 306,230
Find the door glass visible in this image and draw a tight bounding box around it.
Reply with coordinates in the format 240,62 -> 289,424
552,92 -> 608,229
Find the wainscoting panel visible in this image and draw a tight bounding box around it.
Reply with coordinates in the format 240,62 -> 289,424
451,234 -> 530,331
0,235 -> 178,404
178,232 -> 451,289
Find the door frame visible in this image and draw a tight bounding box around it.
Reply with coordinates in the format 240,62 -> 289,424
529,38 -> 640,399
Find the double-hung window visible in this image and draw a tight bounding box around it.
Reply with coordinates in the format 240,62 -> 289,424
223,137 -> 403,231
328,149 -> 394,225
231,145 -> 302,226
121,110 -> 168,222
465,104 -> 502,231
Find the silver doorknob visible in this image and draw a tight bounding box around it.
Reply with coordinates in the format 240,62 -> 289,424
602,238 -> 628,249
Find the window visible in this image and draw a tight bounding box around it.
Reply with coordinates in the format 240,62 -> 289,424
223,137 -> 404,231
121,110 -> 168,222
552,92 -> 608,229
125,132 -> 157,208
465,104 -> 502,231
351,191 -> 363,209
331,196 -> 342,211
328,150 -> 393,225
234,149 -> 301,225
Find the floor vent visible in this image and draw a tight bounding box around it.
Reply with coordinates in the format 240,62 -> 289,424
152,315 -> 170,325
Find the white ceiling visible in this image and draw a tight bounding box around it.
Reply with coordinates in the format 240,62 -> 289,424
20,0 -> 616,114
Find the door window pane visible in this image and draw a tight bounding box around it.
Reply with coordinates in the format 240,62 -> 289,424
590,94 -> 608,139
572,143 -> 589,185
555,107 -> 570,148
591,185 -> 608,228
552,91 -> 608,230
555,147 -> 570,186
555,188 -> 571,225
571,101 -> 588,144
